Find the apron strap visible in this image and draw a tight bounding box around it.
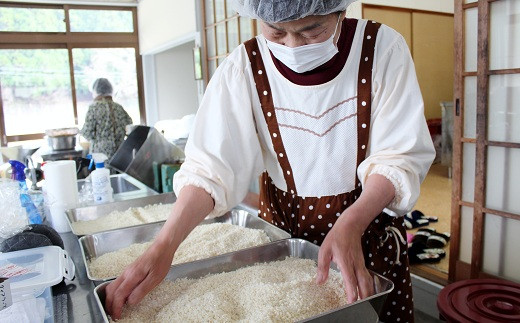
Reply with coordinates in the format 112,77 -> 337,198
355,20 -> 382,189
244,38 -> 298,196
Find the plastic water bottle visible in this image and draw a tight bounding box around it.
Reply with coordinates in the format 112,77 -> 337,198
89,154 -> 113,204
9,160 -> 42,224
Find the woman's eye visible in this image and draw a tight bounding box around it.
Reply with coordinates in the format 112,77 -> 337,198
303,33 -> 320,39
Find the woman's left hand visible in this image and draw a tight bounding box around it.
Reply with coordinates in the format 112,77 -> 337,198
315,211 -> 375,303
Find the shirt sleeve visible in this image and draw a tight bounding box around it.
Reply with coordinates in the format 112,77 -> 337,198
357,32 -> 436,216
80,104 -> 97,141
173,54 -> 265,218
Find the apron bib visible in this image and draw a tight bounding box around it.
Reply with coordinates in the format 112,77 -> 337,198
244,21 -> 414,323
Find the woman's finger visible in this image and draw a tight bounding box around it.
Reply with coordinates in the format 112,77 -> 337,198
106,266 -> 147,319
337,260 -> 359,303
316,242 -> 332,284
126,271 -> 163,305
356,268 -> 375,299
104,276 -> 123,315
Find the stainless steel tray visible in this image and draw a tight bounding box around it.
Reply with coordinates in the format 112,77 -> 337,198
94,239 -> 393,322
79,206 -> 291,281
66,192 -> 176,236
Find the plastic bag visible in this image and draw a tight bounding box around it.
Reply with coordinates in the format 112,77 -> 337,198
0,179 -> 29,239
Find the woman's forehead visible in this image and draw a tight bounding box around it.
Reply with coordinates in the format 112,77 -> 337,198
263,14 -> 332,32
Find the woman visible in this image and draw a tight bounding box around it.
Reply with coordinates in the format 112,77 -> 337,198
106,1 -> 435,322
80,78 -> 132,160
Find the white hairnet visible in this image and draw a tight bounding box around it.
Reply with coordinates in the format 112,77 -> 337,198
230,0 -> 355,23
91,78 -> 113,97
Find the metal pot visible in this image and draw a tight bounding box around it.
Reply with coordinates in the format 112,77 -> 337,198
47,135 -> 77,151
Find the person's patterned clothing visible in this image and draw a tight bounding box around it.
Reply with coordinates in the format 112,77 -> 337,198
80,96 -> 132,159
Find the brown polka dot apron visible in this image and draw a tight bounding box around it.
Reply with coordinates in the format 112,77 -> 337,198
245,21 -> 414,323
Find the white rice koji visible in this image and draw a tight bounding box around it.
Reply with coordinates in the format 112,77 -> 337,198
72,203 -> 174,235
112,257 -> 347,323
89,223 -> 270,279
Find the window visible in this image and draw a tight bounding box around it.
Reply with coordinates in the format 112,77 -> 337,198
72,48 -> 140,128
68,9 -> 134,33
0,3 -> 144,146
1,49 -> 74,135
451,0 -> 520,282
0,6 -> 65,32
201,0 -> 260,82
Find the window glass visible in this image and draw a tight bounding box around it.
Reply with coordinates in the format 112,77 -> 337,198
227,19 -> 239,51
490,1 -> 520,70
464,8 -> 477,72
486,147 -> 520,215
208,59 -> 217,76
0,49 -> 74,135
69,9 -> 133,32
72,48 -> 139,128
0,7 -> 65,32
239,17 -> 253,43
216,23 -> 227,56
488,74 -> 520,143
205,0 -> 214,25
226,0 -> 236,18
206,27 -> 216,58
215,0 -> 225,22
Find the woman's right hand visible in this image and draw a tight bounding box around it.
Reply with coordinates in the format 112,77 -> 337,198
104,185 -> 215,320
104,240 -> 175,320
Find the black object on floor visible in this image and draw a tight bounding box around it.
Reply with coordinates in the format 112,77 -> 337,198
427,231 -> 451,248
408,241 -> 444,264
411,228 -> 436,244
407,210 -> 439,223
404,216 -> 430,229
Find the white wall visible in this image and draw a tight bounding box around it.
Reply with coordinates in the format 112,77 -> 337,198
347,0 -> 454,17
154,41 -> 199,121
137,0 -> 196,54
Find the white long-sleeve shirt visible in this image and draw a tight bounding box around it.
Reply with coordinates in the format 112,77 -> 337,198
174,20 -> 435,218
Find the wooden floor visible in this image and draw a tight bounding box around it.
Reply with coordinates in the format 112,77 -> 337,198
410,163 -> 452,285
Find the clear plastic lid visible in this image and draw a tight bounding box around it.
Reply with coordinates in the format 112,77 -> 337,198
0,246 -> 75,298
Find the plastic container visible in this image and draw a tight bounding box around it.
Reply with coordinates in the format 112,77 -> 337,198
89,153 -> 113,204
437,278 -> 520,322
0,245 -> 75,299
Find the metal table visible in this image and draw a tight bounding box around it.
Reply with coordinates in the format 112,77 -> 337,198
54,232 -> 103,323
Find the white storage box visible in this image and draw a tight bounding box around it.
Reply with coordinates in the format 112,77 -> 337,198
0,246 -> 75,299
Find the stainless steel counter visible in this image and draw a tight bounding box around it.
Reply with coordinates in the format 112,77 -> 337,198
54,232 -> 104,322
55,202 -> 262,322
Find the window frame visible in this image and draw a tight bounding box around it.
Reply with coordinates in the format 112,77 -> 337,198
0,2 -> 145,146
200,0 -> 259,85
450,0 -> 520,281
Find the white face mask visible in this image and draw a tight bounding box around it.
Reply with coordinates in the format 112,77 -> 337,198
265,15 -> 342,73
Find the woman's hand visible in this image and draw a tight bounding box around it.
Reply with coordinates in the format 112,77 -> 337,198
104,185 -> 215,320
315,174 -> 396,303
316,214 -> 374,303
104,239 -> 175,320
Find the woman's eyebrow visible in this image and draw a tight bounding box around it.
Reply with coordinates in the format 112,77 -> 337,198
265,22 -> 323,33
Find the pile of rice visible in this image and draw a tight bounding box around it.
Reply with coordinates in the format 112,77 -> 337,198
89,223 -> 271,279
72,203 -> 173,235
112,257 -> 347,323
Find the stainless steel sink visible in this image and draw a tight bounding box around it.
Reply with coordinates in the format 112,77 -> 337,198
77,173 -> 158,205
109,175 -> 139,194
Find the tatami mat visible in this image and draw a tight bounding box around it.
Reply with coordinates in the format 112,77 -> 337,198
410,163 -> 452,274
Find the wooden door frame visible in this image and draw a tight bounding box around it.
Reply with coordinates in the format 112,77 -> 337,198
450,0 -> 520,282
